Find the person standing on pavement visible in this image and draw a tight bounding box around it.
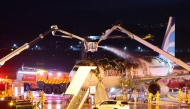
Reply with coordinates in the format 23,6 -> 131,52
39,90 -> 46,108
26,90 -> 34,103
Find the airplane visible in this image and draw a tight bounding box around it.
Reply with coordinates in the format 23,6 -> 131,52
69,17 -> 190,103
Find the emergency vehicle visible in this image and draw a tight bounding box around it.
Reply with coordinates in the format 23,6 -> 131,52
0,78 -> 33,109
17,66 -> 70,94
0,78 -> 24,100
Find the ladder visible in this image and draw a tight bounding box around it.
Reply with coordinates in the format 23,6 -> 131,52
66,88 -> 89,109
64,66 -> 97,109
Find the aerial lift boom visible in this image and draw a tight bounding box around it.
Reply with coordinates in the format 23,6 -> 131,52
51,25 -> 98,52
0,28 -> 55,67
0,25 -> 97,67
98,25 -> 190,72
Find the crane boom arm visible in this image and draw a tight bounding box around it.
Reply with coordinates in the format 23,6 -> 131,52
0,29 -> 54,66
100,25 -> 190,71
51,25 -> 86,41
52,26 -> 98,52
116,26 -> 190,71
0,25 -> 96,67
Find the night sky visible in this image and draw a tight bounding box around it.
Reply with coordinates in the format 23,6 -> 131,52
0,0 -> 190,78
1,1 -> 190,36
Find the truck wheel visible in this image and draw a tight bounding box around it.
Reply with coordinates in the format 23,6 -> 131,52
53,86 -> 60,94
44,85 -> 52,94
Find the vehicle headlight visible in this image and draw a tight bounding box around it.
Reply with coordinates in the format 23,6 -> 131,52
9,101 -> 14,106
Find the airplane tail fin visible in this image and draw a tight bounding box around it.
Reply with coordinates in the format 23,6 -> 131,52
160,17 -> 175,56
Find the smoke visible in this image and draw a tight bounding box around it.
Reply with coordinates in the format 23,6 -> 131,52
98,46 -> 130,59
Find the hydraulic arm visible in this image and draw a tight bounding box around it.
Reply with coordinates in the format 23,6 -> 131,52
98,25 -> 190,71
0,28 -> 55,66
0,25 -> 95,67
51,25 -> 98,52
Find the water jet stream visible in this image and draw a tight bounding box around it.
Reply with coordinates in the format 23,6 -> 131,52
98,46 -> 130,58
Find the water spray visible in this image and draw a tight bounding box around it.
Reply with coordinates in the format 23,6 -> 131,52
98,46 -> 130,59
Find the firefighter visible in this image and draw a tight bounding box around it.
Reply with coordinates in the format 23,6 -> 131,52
38,90 -> 46,108
178,88 -> 182,104
6,83 -> 13,97
148,92 -> 153,104
26,90 -> 34,103
155,91 -> 160,104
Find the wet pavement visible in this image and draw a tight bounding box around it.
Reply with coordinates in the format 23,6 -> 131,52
33,103 -> 91,109
30,91 -> 190,109
33,101 -> 190,109
128,102 -> 179,109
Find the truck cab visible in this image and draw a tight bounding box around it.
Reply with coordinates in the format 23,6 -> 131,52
0,78 -> 24,100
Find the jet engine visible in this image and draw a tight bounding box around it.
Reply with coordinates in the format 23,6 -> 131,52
148,82 -> 169,97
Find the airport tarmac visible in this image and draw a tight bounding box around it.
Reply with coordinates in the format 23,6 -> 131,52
34,102 -> 190,109
30,91 -> 190,109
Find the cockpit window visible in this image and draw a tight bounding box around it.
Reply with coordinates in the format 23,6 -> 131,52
72,67 -> 78,71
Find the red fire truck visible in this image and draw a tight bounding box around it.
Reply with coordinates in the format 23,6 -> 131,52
0,78 -> 24,100
17,66 -> 70,94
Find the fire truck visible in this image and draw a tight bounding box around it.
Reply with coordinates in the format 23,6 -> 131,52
17,66 -> 70,94
0,78 -> 33,109
0,78 -> 24,100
